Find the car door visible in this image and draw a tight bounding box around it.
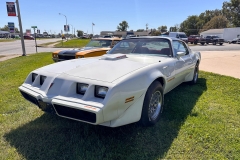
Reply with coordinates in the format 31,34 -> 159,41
172,40 -> 193,84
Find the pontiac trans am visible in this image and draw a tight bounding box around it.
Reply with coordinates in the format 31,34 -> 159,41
52,37 -> 121,62
19,37 -> 201,127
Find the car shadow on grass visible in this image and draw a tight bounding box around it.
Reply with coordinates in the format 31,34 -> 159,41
4,78 -> 207,160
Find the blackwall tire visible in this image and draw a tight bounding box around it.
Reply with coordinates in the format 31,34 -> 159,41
190,63 -> 199,84
139,81 -> 164,126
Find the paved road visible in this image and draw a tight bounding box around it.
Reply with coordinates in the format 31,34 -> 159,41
0,38 -> 69,56
189,42 -> 240,51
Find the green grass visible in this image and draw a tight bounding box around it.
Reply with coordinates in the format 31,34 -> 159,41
0,53 -> 239,159
54,39 -> 90,48
0,39 -> 16,42
37,41 -> 62,47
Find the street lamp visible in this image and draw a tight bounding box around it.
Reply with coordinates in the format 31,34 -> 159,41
59,13 -> 68,39
69,24 -> 73,38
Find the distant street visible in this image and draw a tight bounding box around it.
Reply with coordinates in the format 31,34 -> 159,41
0,38 -> 69,56
189,43 -> 240,51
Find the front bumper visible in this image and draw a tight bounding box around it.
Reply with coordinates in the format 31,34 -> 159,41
52,58 -> 67,62
19,85 -> 103,124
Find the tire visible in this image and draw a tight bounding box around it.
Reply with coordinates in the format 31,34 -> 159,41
139,81 -> 164,126
219,43 -> 223,45
213,42 -> 216,45
206,42 -> 209,44
194,41 -> 197,45
190,63 -> 199,84
191,42 -> 193,44
201,42 -> 205,45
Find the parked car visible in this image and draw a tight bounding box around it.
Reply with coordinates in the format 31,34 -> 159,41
188,35 -> 200,44
205,35 -> 224,45
227,37 -> 240,44
19,36 -> 201,127
52,37 -> 122,62
169,32 -> 188,43
24,35 -> 34,40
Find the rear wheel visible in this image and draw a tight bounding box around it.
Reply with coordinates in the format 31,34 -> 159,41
139,81 -> 164,126
219,43 -> 223,45
201,42 -> 205,45
190,63 -> 199,84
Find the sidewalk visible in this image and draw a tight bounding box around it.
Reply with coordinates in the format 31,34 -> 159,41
200,51 -> 240,79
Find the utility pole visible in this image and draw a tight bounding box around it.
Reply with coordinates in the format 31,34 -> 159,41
16,0 -> 26,56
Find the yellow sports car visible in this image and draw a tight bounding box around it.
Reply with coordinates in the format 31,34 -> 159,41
52,37 -> 121,62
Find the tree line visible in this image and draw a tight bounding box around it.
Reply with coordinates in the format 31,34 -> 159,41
117,0 -> 240,36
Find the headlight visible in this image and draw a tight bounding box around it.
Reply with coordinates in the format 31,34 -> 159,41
40,75 -> 47,85
95,86 -> 108,99
76,83 -> 89,95
32,73 -> 38,82
76,55 -> 84,58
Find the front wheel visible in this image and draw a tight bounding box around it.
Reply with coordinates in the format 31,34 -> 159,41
139,81 -> 164,126
190,63 -> 199,84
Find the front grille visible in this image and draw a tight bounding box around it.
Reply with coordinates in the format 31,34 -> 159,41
58,55 -> 75,60
20,90 -> 38,106
54,104 -> 96,123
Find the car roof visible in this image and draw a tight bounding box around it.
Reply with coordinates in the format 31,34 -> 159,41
127,36 -> 179,41
93,37 -> 122,40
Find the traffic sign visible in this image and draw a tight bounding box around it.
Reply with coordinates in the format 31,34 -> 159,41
31,26 -> 37,28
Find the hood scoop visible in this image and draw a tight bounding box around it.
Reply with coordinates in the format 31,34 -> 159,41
100,53 -> 127,61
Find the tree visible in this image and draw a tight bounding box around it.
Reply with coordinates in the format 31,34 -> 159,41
117,21 -> 129,31
150,29 -> 161,36
0,25 -> 19,33
136,29 -> 145,32
200,15 -> 230,33
76,30 -> 83,37
169,24 -> 180,32
222,0 -> 240,27
157,25 -> 167,32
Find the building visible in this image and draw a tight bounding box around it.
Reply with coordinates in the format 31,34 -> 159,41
100,30 -> 151,38
0,30 -> 10,38
200,27 -> 240,42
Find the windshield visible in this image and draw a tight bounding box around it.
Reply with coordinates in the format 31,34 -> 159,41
85,39 -> 112,48
107,38 -> 172,57
179,34 -> 187,38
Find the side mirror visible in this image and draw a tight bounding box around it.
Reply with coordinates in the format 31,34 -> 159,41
176,52 -> 186,58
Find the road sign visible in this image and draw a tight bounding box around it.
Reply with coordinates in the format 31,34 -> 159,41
8,22 -> 15,33
64,25 -> 69,32
31,26 -> 37,28
6,2 -> 16,16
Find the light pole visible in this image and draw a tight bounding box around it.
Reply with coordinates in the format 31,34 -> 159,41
69,24 -> 73,38
59,13 -> 68,39
16,0 -> 26,56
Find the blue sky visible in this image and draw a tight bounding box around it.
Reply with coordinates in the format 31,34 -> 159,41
1,0 -> 226,35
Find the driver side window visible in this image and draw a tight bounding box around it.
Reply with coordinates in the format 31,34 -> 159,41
172,40 -> 189,55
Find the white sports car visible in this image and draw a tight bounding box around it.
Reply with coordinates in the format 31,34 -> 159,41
19,37 -> 201,127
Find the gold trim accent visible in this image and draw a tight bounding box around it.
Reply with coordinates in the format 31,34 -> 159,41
167,77 -> 175,82
125,96 -> 134,103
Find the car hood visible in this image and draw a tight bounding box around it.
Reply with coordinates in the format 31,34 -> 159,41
37,54 -> 168,83
58,47 -> 101,55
